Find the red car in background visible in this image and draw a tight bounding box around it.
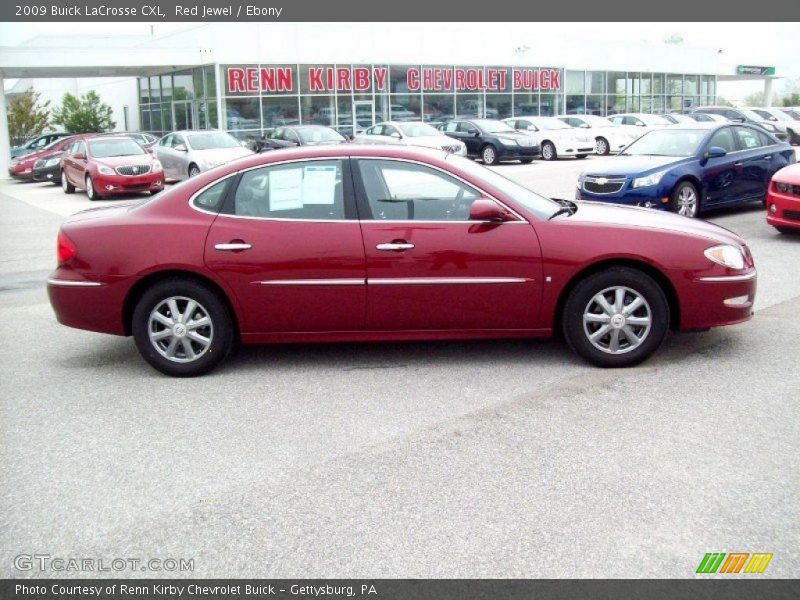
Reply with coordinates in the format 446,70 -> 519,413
48,145 -> 756,377
766,163 -> 800,233
8,135 -> 82,180
61,136 -> 164,200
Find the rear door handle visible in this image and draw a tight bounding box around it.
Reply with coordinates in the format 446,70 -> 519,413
762,155 -> 773,160
215,242 -> 252,251
376,242 -> 415,251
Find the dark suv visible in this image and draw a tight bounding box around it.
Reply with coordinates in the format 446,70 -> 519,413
692,106 -> 788,141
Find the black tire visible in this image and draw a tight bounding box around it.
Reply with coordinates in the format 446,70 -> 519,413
541,141 -> 557,161
86,175 -> 102,201
150,188 -> 162,196
132,278 -> 234,377
596,137 -> 610,155
669,180 -> 700,218
188,164 -> 201,178
576,154 -> 588,159
61,171 -> 75,194
520,158 -> 534,164
481,144 -> 498,165
775,226 -> 799,234
562,267 -> 670,368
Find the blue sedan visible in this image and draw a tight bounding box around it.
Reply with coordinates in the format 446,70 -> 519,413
576,123 -> 795,217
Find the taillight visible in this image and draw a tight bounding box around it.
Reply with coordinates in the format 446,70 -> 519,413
57,230 -> 77,264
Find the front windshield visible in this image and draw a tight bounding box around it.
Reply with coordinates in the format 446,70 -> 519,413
186,132 -> 241,150
580,115 -> 616,127
446,154 -> 560,219
475,120 -> 516,134
535,118 -> 571,130
739,108 -> 769,122
621,129 -> 706,157
398,122 -> 440,137
669,114 -> 694,123
88,139 -> 145,158
297,127 -> 345,143
782,109 -> 800,120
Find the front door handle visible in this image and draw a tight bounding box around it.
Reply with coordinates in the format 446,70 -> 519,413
762,155 -> 773,160
215,242 -> 252,251
734,162 -> 743,167
376,242 -> 415,251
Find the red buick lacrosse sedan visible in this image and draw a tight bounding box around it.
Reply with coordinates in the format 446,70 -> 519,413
48,145 -> 756,376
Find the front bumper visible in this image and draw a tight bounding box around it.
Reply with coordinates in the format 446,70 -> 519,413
576,180 -> 670,209
679,270 -> 757,330
91,171 -> 163,195
497,145 -> 541,160
765,185 -> 800,230
32,164 -> 61,183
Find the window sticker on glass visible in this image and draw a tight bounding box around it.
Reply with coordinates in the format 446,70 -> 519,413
269,168 -> 304,211
302,165 -> 337,205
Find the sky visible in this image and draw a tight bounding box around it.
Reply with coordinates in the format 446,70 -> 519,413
1,22 -> 797,101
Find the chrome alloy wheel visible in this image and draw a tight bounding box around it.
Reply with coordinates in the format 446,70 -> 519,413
148,296 -> 214,363
583,286 -> 652,355
482,146 -> 496,164
677,185 -> 698,217
596,138 -> 609,155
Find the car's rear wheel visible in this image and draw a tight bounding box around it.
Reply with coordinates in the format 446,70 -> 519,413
188,164 -> 201,178
541,141 -> 557,161
670,181 -> 700,218
775,226 -> 799,234
481,145 -> 498,165
520,158 -> 534,164
562,267 -> 669,368
576,154 -> 588,159
61,171 -> 74,194
596,137 -> 610,155
132,278 -> 234,377
85,175 -> 102,201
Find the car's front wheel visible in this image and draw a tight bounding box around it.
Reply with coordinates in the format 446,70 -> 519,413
562,267 -> 669,368
61,171 -> 75,194
596,137 -> 610,155
670,181 -> 700,218
541,141 -> 557,161
188,164 -> 201,178
132,278 -> 234,377
85,175 -> 102,201
481,145 -> 498,165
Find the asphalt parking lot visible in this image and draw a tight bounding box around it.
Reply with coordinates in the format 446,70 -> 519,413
1,151 -> 799,578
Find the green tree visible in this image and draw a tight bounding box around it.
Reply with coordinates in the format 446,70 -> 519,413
783,93 -> 800,107
744,91 -> 764,106
6,88 -> 50,145
714,96 -> 734,107
52,90 -> 116,133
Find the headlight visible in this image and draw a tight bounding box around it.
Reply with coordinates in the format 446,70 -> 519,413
44,157 -> 61,167
775,181 -> 793,193
152,160 -> 163,172
97,165 -> 115,175
704,244 -> 745,270
632,170 -> 668,189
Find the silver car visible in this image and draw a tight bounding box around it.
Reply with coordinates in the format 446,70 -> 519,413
354,121 -> 467,155
153,130 -> 254,180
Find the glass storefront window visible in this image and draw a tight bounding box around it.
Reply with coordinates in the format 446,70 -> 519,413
140,106 -> 150,131
160,74 -> 173,102
149,106 -> 162,132
161,106 -> 173,132
640,96 -> 652,113
608,95 -> 626,115
639,73 -> 652,95
487,67 -> 511,93
565,70 -> 585,94
424,95 -> 455,124
149,76 -> 161,102
390,94 -> 421,121
298,64 -> 334,94
139,78 -> 149,104
300,95 -> 336,125
586,95 -> 604,116
652,96 -> 666,114
539,94 -> 561,116
485,94 -> 512,119
262,96 -> 300,129
667,74 -> 682,95
390,65 -> 417,94
173,71 -> 194,101
626,96 -> 639,113
627,72 -> 639,95
225,97 -> 261,130
204,65 -> 217,97
684,75 -> 699,96
666,95 -> 682,112
375,94 -> 390,122
653,73 -> 665,95
586,71 -> 605,94
565,95 -> 586,115
514,92 -> 540,116
456,94 -> 483,118
607,72 -> 626,95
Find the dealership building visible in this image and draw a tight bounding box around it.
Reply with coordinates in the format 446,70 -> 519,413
0,23 -> 785,174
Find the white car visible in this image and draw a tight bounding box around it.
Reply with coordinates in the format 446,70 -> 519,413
153,130 -> 253,181
503,116 -> 595,160
354,121 -> 467,155
556,114 -> 638,155
606,113 -> 673,141
749,107 -> 800,146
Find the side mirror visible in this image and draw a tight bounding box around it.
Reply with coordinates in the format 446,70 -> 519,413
73,152 -> 85,160
705,146 -> 727,159
175,143 -> 188,152
390,132 -> 401,139
636,122 -> 646,127
469,198 -> 511,222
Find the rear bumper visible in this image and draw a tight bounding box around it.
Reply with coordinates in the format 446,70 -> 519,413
47,273 -> 134,336
558,145 -> 596,156
678,270 -> 757,330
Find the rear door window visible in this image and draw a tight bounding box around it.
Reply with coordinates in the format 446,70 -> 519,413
734,126 -> 763,150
